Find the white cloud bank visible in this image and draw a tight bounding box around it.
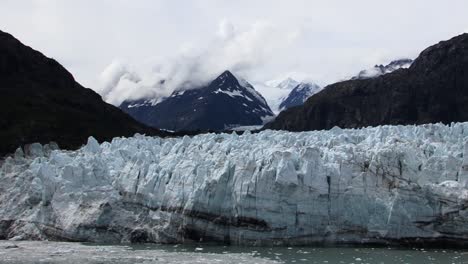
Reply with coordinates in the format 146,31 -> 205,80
97,20 -> 299,106
2,0 -> 468,106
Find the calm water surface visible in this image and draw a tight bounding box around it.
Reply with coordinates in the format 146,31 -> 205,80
137,244 -> 468,263
1,241 -> 467,263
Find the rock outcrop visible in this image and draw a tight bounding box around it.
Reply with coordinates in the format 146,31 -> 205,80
1,123 -> 468,246
265,34 -> 468,131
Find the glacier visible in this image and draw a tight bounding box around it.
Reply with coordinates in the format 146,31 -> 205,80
1,123 -> 468,246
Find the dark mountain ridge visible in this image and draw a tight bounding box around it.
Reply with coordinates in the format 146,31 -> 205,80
0,30 -> 163,156
352,58 -> 413,80
265,33 -> 468,131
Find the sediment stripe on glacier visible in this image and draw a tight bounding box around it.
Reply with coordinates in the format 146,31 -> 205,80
1,123 -> 468,246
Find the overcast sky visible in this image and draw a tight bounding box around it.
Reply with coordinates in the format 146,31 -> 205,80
1,0 -> 467,103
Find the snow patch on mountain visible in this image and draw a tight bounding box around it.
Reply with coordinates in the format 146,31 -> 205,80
239,79 -> 269,106
266,78 -> 300,90
127,98 -> 165,108
213,88 -> 245,98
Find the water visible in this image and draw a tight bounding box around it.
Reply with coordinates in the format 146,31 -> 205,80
1,241 -> 468,263
141,244 -> 468,263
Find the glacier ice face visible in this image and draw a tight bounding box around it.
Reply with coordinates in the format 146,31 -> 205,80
1,123 -> 468,246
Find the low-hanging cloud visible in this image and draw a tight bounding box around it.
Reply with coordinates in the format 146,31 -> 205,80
96,20 -> 300,106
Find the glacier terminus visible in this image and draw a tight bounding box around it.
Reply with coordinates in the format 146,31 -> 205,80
1,123 -> 468,246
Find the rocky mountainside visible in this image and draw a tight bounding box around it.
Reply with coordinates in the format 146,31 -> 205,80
0,30 -> 162,156
352,59 -> 413,80
265,34 -> 468,131
120,71 -> 274,131
2,122 -> 468,246
278,82 -> 322,111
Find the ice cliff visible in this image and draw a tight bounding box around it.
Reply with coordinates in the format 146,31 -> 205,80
1,123 -> 468,246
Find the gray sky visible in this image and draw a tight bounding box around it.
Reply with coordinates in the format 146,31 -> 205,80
1,0 -> 467,104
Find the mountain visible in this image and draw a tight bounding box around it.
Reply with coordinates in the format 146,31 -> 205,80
272,77 -> 300,90
265,34 -> 468,131
256,77 -> 322,114
255,78 -> 300,114
352,58 -> 413,80
120,71 -> 274,131
278,82 -> 322,111
0,30 -> 162,156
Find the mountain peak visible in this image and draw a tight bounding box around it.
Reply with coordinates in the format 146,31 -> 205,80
278,82 -> 322,111
353,58 -> 413,80
121,70 -> 274,131
411,33 -> 468,73
209,70 -> 240,89
277,78 -> 300,90
217,70 -> 237,80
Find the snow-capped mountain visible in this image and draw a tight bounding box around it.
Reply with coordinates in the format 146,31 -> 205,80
120,71 -> 274,131
352,58 -> 413,80
256,77 -> 318,114
269,77 -> 300,90
278,82 -> 322,111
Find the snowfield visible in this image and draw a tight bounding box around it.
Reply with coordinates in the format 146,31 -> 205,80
1,123 -> 468,245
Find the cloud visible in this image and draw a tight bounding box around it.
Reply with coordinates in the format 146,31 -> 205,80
3,0 -> 467,101
218,19 -> 235,40
96,60 -> 169,106
97,20 -> 299,106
